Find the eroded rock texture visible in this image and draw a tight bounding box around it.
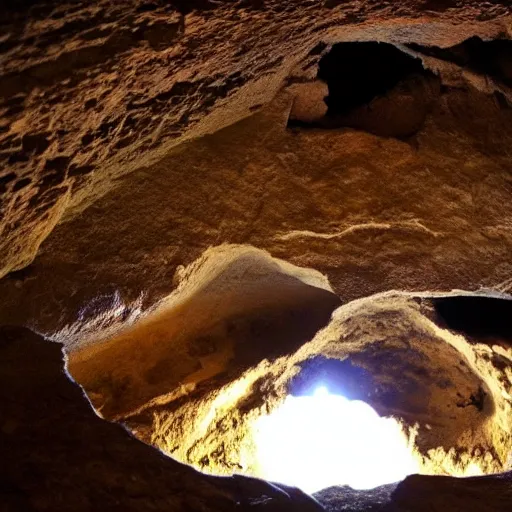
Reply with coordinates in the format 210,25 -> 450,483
2,319 -> 512,512
2,1 -> 512,511
66,257 -> 512,482
0,0 -> 511,288
2,22 -> 512,333
316,472 -> 512,512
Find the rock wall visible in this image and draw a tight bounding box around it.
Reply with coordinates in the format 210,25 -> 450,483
0,325 -> 322,512
2,318 -> 512,512
0,0 -> 511,283
3,2 -> 512,510
3,66 -> 512,334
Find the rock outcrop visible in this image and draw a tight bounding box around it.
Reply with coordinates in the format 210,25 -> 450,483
0,325 -> 323,512
3,69 -> 512,333
316,472 -> 512,512
0,0 -> 511,282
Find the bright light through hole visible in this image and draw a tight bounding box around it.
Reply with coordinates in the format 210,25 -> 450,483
254,386 -> 420,493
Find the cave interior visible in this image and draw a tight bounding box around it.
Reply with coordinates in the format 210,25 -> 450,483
1,1 -> 512,511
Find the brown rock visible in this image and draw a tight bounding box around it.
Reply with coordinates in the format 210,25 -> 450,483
2,3 -> 512,510
0,325 -> 323,512
0,0 -> 511,278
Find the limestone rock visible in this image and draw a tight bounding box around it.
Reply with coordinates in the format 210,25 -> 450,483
92,286 -> 511,482
3,2 -> 512,510
3,64 -> 512,333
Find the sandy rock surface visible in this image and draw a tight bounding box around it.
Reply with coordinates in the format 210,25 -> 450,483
73,282 -> 510,482
0,0 -> 511,284
2,2 -> 512,511
3,74 -> 512,334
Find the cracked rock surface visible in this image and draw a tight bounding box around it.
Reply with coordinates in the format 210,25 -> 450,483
2,1 -> 512,511
0,0 -> 511,280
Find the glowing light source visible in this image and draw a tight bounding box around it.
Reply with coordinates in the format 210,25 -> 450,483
254,386 -> 420,493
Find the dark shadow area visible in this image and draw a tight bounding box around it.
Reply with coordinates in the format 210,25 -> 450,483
315,482 -> 397,512
288,42 -> 438,138
230,291 -> 342,366
316,471 -> 512,512
408,37 -> 512,87
433,295 -> 512,342
317,42 -> 429,116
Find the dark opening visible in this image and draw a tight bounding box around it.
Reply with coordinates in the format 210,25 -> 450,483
288,41 -> 438,138
433,295 -> 512,342
317,42 -> 428,117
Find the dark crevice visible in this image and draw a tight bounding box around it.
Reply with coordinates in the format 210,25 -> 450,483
433,295 -> 512,343
456,387 -> 486,411
289,36 -> 512,138
288,41 -> 438,138
407,37 -> 512,87
495,91 -> 511,110
318,42 -> 429,117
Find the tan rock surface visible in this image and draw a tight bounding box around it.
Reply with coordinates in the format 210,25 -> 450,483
0,0 -> 511,280
3,2 -> 512,510
3,324 -> 512,512
2,68 -> 512,334
70,283 -> 512,481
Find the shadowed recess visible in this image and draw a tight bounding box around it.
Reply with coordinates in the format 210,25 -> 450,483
407,37 -> 512,87
68,246 -> 342,419
433,295 -> 512,342
317,42 -> 429,116
288,41 -> 439,138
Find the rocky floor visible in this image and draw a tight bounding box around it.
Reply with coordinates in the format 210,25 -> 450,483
316,473 -> 512,512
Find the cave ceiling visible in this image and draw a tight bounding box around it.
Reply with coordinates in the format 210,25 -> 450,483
2,1 -> 512,511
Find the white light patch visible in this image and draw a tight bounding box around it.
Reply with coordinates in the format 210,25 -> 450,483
254,386 -> 420,493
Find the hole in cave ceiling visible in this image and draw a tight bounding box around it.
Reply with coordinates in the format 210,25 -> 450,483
317,42 -> 429,117
252,357 -> 421,492
287,37 -> 512,138
254,386 -> 420,493
288,41 -> 439,138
